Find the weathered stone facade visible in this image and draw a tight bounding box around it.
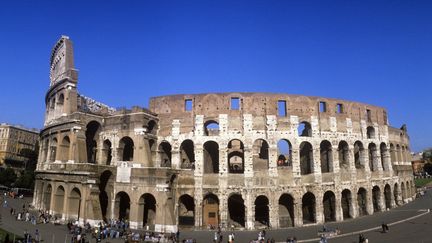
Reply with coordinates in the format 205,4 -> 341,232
33,36 -> 415,232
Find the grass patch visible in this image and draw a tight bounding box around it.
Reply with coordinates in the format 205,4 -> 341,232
0,228 -> 23,242
415,178 -> 432,187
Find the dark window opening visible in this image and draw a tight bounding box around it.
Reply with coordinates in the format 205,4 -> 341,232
366,109 -> 372,122
298,122 -> 312,137
336,104 -> 343,114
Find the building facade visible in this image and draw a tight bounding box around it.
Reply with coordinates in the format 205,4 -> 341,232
0,123 -> 39,169
33,36 -> 415,232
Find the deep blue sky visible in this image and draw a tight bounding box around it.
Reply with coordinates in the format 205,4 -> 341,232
0,1 -> 431,152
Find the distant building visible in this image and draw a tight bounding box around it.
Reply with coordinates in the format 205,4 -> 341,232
0,123 -> 39,169
411,153 -> 425,175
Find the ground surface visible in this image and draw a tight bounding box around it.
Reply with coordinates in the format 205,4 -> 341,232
1,191 -> 432,243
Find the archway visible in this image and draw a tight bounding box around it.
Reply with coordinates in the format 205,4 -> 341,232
254,195 -> 269,227
43,184 -> 52,211
298,121 -> 312,137
60,136 -> 70,162
159,141 -> 172,167
320,140 -> 333,173
372,186 -> 381,212
119,137 -> 134,161
203,141 -> 219,173
115,191 -> 130,220
277,139 -> 292,167
203,194 -> 219,227
279,194 -> 294,227
138,193 -> 156,227
204,120 -> 220,136
384,184 -> 392,210
354,141 -> 365,169
323,191 -> 336,222
99,170 -> 113,221
338,141 -> 349,168
300,142 -> 313,175
368,143 -> 377,171
54,185 -> 65,217
68,188 -> 81,219
253,139 -> 269,171
178,194 -> 195,226
228,194 -> 245,227
357,188 -> 368,216
302,192 -> 316,224
366,126 -> 375,139
102,140 -> 112,165
341,189 -> 352,219
228,140 -> 244,174
180,140 -> 195,169
86,121 -> 101,163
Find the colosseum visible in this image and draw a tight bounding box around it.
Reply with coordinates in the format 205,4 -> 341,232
33,36 -> 415,232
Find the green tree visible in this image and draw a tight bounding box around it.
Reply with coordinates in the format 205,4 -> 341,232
14,170 -> 35,189
0,168 -> 17,187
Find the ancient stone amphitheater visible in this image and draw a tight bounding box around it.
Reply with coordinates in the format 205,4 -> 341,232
33,36 -> 414,232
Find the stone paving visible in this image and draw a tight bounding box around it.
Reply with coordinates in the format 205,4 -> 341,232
1,190 -> 431,243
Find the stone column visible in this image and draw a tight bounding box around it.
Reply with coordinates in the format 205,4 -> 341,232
49,186 -> 56,215
332,145 -> 340,183
62,186 -> 69,220
335,191 -> 343,222
244,146 -> 253,178
269,197 -> 278,229
245,191 -> 254,230
219,194 -> 228,229
291,148 -> 301,182
313,147 -> 322,183
315,192 -> 324,224
294,195 -> 303,227
366,189 -> 374,216
194,196 -> 203,228
194,143 -> 204,176
129,200 -> 139,229
351,192 -> 359,219
268,145 -> 278,177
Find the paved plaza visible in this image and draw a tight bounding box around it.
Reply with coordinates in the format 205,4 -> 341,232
1,190 -> 432,243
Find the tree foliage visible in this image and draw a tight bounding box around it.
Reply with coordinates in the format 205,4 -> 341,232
0,168 -> 17,187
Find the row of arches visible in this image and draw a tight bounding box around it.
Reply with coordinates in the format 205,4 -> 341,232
36,178 -> 415,229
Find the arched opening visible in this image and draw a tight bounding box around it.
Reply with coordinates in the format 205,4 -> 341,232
320,140 -> 333,173
338,141 -> 349,168
390,144 -> 396,163
253,139 -> 269,171
380,143 -> 388,171
279,194 -> 294,227
323,191 -> 336,222
138,193 -> 157,227
60,136 -> 70,162
119,137 -> 134,161
203,194 -> 219,227
254,195 -> 269,227
298,121 -> 312,137
384,184 -> 392,210
302,192 -> 316,224
300,142 -> 313,175
42,139 -> 49,163
366,126 -> 375,139
115,191 -> 130,220
372,186 -> 381,212
368,143 -> 377,171
396,144 -> 401,162
49,138 -> 57,162
86,121 -> 101,163
180,140 -> 195,169
341,189 -> 352,219
204,120 -> 220,136
228,194 -> 245,227
57,94 -> 64,114
50,97 -> 56,110
54,185 -> 65,217
102,140 -> 112,165
354,141 -> 365,169
277,139 -> 292,167
68,188 -> 81,219
148,139 -> 156,166
146,120 -> 157,135
159,141 -> 172,167
43,184 -> 52,211
357,188 -> 368,216
228,140 -> 244,174
178,194 -> 195,226
203,141 -> 219,173
99,170 -> 113,221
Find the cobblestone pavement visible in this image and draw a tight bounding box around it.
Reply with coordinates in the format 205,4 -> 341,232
1,190 -> 431,243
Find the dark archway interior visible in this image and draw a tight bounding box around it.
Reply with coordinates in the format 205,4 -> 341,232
228,194 -> 245,227
279,194 -> 294,227
254,196 -> 269,226
341,189 -> 352,219
300,142 -> 313,175
372,186 -> 381,212
323,191 -> 336,222
120,137 -> 134,161
178,195 -> 195,226
302,192 -> 316,224
86,121 -> 100,163
99,170 -> 112,221
204,141 -> 219,173
357,188 -> 367,216
320,141 -> 332,173
118,192 -> 130,220
143,194 -> 156,225
384,185 -> 392,209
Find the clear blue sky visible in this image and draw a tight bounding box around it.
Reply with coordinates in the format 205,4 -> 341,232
0,1 -> 431,152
